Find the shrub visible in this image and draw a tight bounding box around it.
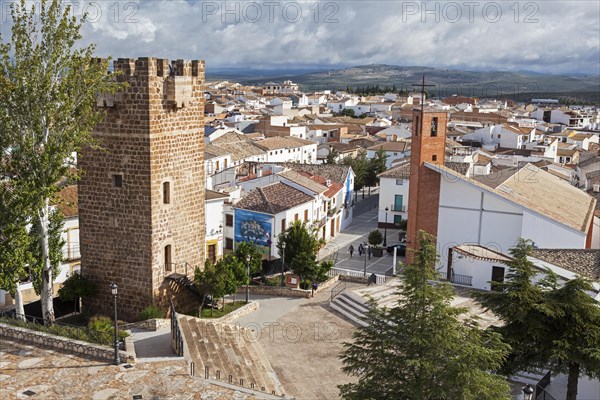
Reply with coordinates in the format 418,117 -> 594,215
368,229 -> 383,247
138,304 -> 166,320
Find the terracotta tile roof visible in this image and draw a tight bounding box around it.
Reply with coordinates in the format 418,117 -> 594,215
367,141 -> 410,152
205,143 -> 231,159
530,249 -> 600,280
444,162 -> 470,176
279,170 -> 328,194
306,173 -> 343,198
205,190 -> 229,201
235,182 -> 314,215
431,163 -> 596,233
211,132 -> 266,161
55,185 -> 78,218
283,163 -> 351,185
378,161 -> 411,179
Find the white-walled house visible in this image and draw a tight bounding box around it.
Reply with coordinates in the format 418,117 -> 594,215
461,124 -> 534,149
429,163 -> 596,277
378,162 -> 410,225
256,136 -> 318,164
366,141 -> 411,169
205,190 -> 229,263
232,182 -> 321,261
445,245 -> 600,300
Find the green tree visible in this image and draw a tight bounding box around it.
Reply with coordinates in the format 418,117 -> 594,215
0,0 -> 121,324
194,260 -> 226,315
58,272 -> 97,313
339,231 -> 511,400
234,241 -> 263,275
343,152 -> 368,201
221,254 -> 247,303
325,147 -> 339,164
276,220 -> 320,266
367,229 -> 383,248
365,149 -> 388,192
0,182 -> 33,318
474,239 -> 600,400
340,108 -> 355,117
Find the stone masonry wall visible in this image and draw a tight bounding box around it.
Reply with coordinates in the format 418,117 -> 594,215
0,323 -> 135,363
79,58 -> 205,321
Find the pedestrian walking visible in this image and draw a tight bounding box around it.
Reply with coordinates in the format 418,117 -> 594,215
358,243 -> 364,256
367,246 -> 372,260
348,244 -> 355,258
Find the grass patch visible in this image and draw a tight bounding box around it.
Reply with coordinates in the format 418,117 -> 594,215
184,301 -> 247,319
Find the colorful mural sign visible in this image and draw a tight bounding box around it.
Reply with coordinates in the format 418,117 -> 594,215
234,208 -> 273,257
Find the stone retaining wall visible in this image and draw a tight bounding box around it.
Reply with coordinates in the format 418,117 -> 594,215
183,301 -> 260,325
339,275 -> 369,284
0,323 -> 135,364
130,318 -> 170,331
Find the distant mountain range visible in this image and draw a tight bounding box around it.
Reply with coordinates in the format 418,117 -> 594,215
207,64 -> 600,103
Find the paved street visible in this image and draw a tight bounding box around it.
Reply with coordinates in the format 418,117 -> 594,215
319,192 -> 404,277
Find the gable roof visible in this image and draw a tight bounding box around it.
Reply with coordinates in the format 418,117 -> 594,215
427,163 -> 596,233
211,132 -> 266,161
530,249 -> 600,280
235,182 -> 314,215
206,190 -> 229,201
279,170 -> 328,194
284,163 -> 351,185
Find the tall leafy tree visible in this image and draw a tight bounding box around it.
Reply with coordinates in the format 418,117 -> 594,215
28,208 -> 64,297
234,241 -> 263,275
0,182 -> 33,318
475,239 -> 600,400
276,220 -> 320,265
343,152 -> 368,200
339,231 -> 511,400
364,149 -> 388,194
58,272 -> 97,313
325,147 -> 339,164
0,0 -> 120,324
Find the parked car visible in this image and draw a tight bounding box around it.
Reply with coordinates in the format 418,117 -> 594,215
386,243 -> 406,256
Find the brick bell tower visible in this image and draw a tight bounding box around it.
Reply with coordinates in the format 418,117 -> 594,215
406,107 -> 448,263
79,58 -> 206,320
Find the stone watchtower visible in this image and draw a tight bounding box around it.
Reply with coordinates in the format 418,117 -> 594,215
406,108 -> 447,262
79,58 -> 206,320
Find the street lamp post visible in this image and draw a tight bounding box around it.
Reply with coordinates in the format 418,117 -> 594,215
280,242 -> 286,287
383,207 -> 389,247
245,254 -> 251,303
110,283 -> 120,366
522,384 -> 534,400
363,241 -> 368,277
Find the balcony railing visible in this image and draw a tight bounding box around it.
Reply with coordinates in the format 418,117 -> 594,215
438,271 -> 473,286
62,244 -> 80,261
390,205 -> 406,212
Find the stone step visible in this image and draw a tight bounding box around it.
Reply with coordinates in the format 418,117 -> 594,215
338,292 -> 370,312
330,296 -> 369,327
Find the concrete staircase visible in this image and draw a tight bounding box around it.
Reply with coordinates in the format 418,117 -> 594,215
178,315 -> 285,397
330,279 -> 402,326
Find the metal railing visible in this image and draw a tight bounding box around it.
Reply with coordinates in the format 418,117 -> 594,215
536,370 -> 556,400
0,310 -> 125,347
328,267 -> 389,285
62,243 -> 80,260
164,261 -> 191,277
390,205 -> 406,212
330,281 -> 347,302
170,299 -> 184,357
438,271 -> 473,286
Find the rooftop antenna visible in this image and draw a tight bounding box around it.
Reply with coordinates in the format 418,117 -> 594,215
411,75 -> 435,135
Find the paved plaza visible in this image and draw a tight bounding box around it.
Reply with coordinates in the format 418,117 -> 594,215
0,338 -> 258,399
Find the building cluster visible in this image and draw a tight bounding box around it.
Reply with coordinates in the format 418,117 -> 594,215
1,67 -> 599,317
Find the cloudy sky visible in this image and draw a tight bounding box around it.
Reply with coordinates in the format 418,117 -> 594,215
2,0 -> 599,74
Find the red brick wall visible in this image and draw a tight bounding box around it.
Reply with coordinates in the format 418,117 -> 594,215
406,109 -> 447,263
